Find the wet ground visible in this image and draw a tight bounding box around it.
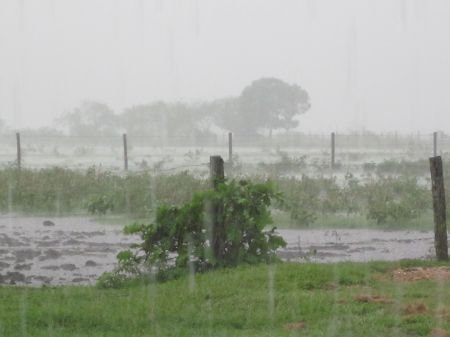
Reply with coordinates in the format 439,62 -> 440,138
277,229 -> 434,262
0,216 -> 436,286
0,216 -> 136,286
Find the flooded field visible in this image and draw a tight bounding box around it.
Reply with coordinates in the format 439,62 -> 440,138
278,229 -> 434,262
0,216 -> 436,286
0,216 -> 135,286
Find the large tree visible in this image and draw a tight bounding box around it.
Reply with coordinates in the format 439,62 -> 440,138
238,78 -> 310,136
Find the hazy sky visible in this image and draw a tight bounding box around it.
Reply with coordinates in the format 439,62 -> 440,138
1,0 -> 450,133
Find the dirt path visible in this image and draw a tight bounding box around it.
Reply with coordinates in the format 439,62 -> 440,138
0,216 -> 436,286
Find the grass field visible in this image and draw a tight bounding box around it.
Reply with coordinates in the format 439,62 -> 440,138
1,260 -> 450,336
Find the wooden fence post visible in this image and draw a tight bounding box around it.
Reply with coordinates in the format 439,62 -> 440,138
210,155 -> 224,188
123,133 -> 128,171
209,156 -> 225,262
331,132 -> 335,169
16,132 -> 21,170
429,156 -> 448,261
228,132 -> 233,168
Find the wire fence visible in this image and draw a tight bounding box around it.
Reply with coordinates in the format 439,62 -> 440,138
0,131 -> 449,173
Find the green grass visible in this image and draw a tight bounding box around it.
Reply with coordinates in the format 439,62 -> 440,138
2,261 -> 450,336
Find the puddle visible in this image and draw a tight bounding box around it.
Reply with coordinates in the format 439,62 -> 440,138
0,216 -> 437,286
0,216 -> 137,286
277,229 -> 435,262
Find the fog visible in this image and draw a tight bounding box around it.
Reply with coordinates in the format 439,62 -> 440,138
1,0 -> 450,133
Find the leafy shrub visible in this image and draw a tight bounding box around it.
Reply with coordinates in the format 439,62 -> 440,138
99,179 -> 286,286
317,177 -> 345,214
275,176 -> 319,227
340,173 -> 364,215
365,177 -> 430,225
86,195 -> 114,215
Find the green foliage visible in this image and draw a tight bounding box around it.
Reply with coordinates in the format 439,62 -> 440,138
210,180 -> 286,266
275,176 -> 319,227
365,177 -> 430,225
0,166 -> 434,230
103,179 -> 286,285
272,173 -> 429,228
86,195 -> 114,215
96,272 -> 129,289
340,173 -> 364,214
0,167 -> 205,216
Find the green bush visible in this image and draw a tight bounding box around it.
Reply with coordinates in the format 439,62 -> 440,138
365,177 -> 430,225
275,176 -> 319,227
99,179 -> 286,286
86,195 -> 114,215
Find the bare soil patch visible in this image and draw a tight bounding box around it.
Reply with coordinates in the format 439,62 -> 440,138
402,302 -> 429,315
436,307 -> 450,321
431,328 -> 450,337
354,294 -> 394,304
285,322 -> 305,331
392,267 -> 450,282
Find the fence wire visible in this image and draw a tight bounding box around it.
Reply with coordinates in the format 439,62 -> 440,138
0,132 -> 448,172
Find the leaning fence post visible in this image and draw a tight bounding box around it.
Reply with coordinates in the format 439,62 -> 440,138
331,132 -> 336,169
16,132 -> 21,170
123,133 -> 128,171
209,156 -> 225,262
429,156 -> 448,261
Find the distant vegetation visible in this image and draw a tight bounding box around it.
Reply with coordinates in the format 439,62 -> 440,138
0,167 -> 206,216
0,162 -> 442,230
0,77 -> 310,144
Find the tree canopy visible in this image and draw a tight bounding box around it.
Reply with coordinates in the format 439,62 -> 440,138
238,77 -> 310,135
212,78 -> 310,136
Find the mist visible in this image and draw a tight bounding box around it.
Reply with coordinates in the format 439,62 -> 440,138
1,0 -> 450,133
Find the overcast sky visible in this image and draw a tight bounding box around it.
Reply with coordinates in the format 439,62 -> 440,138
1,0 -> 450,133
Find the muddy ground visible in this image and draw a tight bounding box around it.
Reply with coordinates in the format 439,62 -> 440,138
0,216 -> 436,286
277,228 -> 435,262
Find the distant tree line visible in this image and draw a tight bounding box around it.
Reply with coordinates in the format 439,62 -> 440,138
0,77 -> 311,142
